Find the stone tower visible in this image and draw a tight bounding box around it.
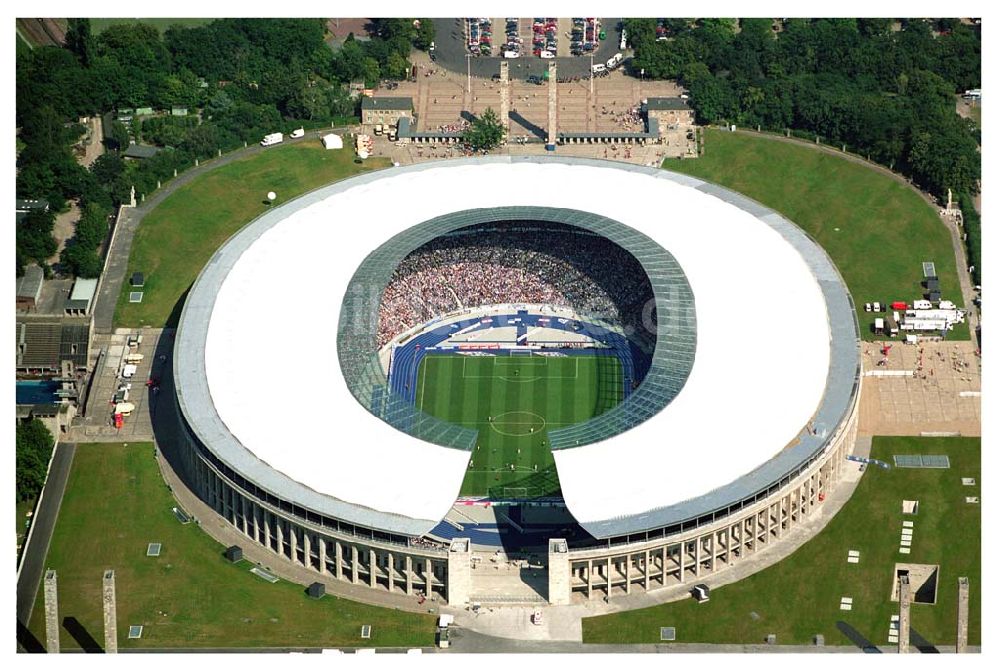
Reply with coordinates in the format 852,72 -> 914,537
43,569 -> 59,654
102,570 -> 118,653
898,574 -> 911,654
546,61 -> 558,149
499,61 -> 510,138
957,577 -> 969,653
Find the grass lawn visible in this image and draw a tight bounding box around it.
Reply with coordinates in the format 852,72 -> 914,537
582,436 -> 981,647
90,18 -> 217,34
26,443 -> 436,650
664,130 -> 966,342
416,353 -> 623,498
115,143 -> 389,328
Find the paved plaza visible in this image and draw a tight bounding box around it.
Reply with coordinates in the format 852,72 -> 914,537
71,327 -> 169,442
372,50 -> 694,162
858,340 -> 981,436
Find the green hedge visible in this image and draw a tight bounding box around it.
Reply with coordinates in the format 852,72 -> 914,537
958,191 -> 981,286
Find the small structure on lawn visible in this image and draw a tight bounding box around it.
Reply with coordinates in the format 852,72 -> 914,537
225,545 -> 243,562
307,582 -> 326,599
322,133 -> 344,150
130,272 -> 145,288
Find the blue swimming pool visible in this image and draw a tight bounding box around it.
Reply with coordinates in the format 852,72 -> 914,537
16,380 -> 61,405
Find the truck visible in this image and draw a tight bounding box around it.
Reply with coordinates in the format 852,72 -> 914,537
606,52 -> 624,69
591,63 -> 606,74
290,128 -> 305,138
260,132 -> 283,147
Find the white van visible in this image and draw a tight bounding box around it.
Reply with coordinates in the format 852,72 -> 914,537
912,299 -> 933,310
591,63 -> 607,74
290,128 -> 305,138
938,300 -> 957,310
260,132 -> 283,147
606,52 -> 624,69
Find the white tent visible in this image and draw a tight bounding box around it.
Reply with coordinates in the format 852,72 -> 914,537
321,133 -> 343,150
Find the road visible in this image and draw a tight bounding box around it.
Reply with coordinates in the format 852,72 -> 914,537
16,443 -> 77,641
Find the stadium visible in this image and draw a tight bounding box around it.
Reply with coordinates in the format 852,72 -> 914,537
171,157 -> 860,606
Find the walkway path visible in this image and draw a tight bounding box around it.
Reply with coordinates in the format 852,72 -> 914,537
16,443 -> 77,633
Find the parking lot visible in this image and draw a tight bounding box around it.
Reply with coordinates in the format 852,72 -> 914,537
431,18 -> 623,81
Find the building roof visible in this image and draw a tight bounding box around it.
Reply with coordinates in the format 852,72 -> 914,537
177,158 -> 857,539
16,265 -> 44,301
644,97 -> 692,111
16,198 -> 50,212
69,278 -> 98,303
361,96 -> 414,111
123,144 -> 161,160
16,319 -> 90,369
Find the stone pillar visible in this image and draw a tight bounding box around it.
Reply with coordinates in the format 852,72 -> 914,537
957,577 -> 969,653
102,570 -> 117,653
899,575 -> 912,654
625,555 -> 632,594
499,61 -> 510,137
405,555 -> 413,595
252,504 -> 260,543
302,531 -> 311,569
335,541 -> 343,580
289,524 -> 298,563
275,520 -> 285,558
677,544 -> 685,583
387,553 -> 395,593
263,510 -> 272,550
695,536 -> 702,576
546,61 -> 558,149
644,550 -> 651,591
351,545 -> 359,584
548,539 -> 570,605
446,539 -> 472,606
606,556 -> 612,596
424,558 -> 433,595
318,537 -> 327,575
586,561 -> 593,599
43,570 -> 59,654
369,549 -> 377,588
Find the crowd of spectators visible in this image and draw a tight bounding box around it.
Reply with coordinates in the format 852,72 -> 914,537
600,103 -> 644,132
377,222 -> 654,348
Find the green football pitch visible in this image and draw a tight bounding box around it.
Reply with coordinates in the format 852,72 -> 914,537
414,353 -> 624,498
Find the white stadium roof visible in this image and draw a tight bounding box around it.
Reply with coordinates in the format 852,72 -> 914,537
176,158 -> 855,539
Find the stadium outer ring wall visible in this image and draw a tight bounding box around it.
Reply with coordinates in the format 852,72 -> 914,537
169,156 -> 861,606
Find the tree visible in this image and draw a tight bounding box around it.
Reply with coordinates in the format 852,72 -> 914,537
16,209 -> 57,273
16,419 -> 54,501
65,18 -> 94,66
413,19 -> 436,51
463,107 -> 504,151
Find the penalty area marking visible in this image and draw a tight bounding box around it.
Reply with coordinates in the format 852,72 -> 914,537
489,411 -> 546,437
